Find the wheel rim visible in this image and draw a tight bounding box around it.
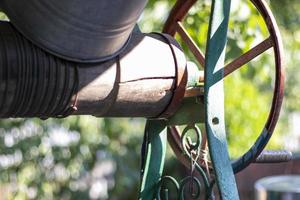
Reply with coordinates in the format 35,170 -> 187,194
163,0 -> 284,173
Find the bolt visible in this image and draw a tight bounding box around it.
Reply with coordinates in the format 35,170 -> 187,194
212,117 -> 219,125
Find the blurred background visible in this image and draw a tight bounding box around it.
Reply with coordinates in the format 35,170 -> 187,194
0,0 -> 300,199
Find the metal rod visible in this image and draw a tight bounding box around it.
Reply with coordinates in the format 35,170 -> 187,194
224,37 -> 273,77
176,21 -> 206,67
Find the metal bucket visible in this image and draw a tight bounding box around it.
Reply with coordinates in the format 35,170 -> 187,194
0,0 -> 147,62
255,175 -> 300,200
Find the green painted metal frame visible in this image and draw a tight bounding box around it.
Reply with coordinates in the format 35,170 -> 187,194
204,0 -> 239,199
139,120 -> 167,200
139,0 -> 240,199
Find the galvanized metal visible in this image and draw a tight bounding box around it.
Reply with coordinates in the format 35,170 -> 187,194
0,0 -> 147,62
255,175 -> 300,200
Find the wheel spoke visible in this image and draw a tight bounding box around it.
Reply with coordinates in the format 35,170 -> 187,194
175,21 -> 206,67
224,37 -> 273,77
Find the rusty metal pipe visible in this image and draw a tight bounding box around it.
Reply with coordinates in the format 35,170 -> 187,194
0,22 -> 190,119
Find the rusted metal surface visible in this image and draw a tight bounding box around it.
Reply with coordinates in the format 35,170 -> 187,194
163,0 -> 197,35
175,21 -> 206,67
154,124 -> 214,199
224,37 -> 273,77
167,126 -> 210,170
0,22 -> 189,118
184,85 -> 204,98
232,0 -> 285,173
154,33 -> 188,119
254,150 -> 293,163
167,126 -> 188,168
163,0 -> 285,174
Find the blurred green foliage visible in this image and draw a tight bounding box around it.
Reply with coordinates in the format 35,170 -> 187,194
0,117 -> 146,200
0,0 -> 299,199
